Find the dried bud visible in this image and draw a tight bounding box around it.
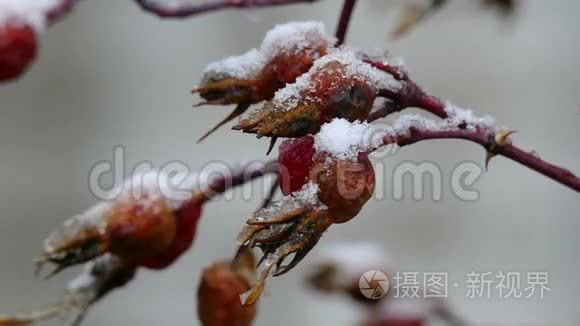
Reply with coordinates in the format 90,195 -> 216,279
197,248 -> 257,326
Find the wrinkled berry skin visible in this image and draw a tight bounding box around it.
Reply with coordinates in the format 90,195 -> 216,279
278,136 -> 315,195
197,262 -> 256,326
106,195 -> 177,264
311,152 -> 375,223
140,201 -> 202,269
0,22 -> 37,81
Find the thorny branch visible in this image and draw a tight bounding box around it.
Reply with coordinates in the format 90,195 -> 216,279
378,126 -> 580,192
134,0 -> 319,18
366,59 -> 580,193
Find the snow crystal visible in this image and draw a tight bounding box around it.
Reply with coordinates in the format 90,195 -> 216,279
260,21 -> 335,59
202,49 -> 266,82
201,21 -> 334,82
292,182 -> 322,206
444,101 -> 496,131
314,118 -> 387,160
272,48 -> 401,109
383,102 -> 497,139
0,0 -> 60,31
388,113 -> 441,136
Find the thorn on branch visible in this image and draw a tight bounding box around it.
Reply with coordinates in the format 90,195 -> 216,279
485,130 -> 518,169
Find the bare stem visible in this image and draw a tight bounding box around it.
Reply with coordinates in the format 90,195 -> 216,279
47,0 -> 78,26
193,160 -> 280,204
335,0 -> 358,46
134,0 -> 319,18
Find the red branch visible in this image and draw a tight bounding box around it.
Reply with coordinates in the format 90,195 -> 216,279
379,126 -> 580,192
193,160 -> 280,203
334,0 -> 357,46
368,59 -> 580,193
134,0 -> 319,18
47,0 -> 77,26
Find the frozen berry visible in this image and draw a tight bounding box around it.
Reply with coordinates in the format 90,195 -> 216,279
0,21 -> 37,81
197,261 -> 256,326
141,201 -> 202,269
278,136 -> 315,195
311,152 -> 375,223
106,194 -> 177,264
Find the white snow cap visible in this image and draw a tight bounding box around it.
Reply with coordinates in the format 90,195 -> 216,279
260,21 -> 335,59
0,0 -> 60,31
202,21 -> 334,81
272,48 -> 401,109
314,118 -> 386,160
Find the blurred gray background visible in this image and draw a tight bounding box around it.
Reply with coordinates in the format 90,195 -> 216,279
0,0 -> 579,325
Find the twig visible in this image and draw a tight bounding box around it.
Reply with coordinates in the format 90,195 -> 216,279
379,126 -> 580,193
47,0 -> 78,26
193,160 -> 280,203
365,58 -> 580,193
134,0 -> 319,18
334,0 -> 357,46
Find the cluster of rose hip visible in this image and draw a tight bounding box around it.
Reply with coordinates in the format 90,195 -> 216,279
2,1 -> 577,326
1,21 -> 393,325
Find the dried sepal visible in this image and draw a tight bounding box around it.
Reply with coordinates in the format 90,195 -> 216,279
0,254 -> 136,326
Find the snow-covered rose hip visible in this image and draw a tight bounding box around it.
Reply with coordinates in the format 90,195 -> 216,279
0,21 -> 37,81
234,49 -> 396,141
193,21 -> 334,141
237,119 -> 381,305
37,171 -> 204,275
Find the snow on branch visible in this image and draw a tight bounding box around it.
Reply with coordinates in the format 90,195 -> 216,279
374,111 -> 580,193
